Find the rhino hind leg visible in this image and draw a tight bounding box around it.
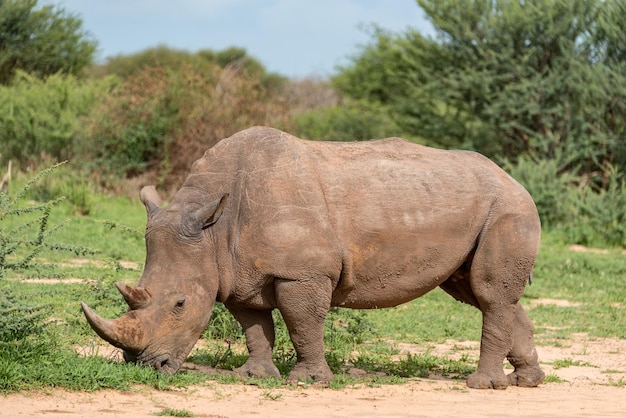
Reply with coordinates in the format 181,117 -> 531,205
506,303 -> 545,387
442,217 -> 542,389
440,275 -> 544,388
225,305 -> 281,379
275,277 -> 334,383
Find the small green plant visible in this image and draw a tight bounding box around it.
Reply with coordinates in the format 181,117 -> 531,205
543,373 -> 565,383
552,358 -> 595,370
153,408 -> 195,417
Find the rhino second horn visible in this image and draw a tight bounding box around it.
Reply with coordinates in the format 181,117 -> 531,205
80,302 -> 143,353
115,283 -> 151,310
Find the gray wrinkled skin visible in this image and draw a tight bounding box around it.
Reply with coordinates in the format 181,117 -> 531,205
82,126 -> 545,389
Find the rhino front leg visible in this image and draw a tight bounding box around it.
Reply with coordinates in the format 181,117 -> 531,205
225,304 -> 280,379
275,277 -> 333,383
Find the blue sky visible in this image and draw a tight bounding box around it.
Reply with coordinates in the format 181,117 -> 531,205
48,0 -> 434,78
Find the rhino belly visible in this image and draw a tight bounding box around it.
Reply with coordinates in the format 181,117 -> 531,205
330,243 -> 467,309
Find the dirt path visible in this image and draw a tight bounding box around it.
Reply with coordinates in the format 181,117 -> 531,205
3,334 -> 625,417
3,378 -> 625,418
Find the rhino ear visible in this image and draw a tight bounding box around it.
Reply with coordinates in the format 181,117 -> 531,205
192,194 -> 229,230
140,185 -> 162,217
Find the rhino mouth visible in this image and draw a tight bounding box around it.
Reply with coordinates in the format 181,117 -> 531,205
124,351 -> 180,375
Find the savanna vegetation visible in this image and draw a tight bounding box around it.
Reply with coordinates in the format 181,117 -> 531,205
1,0 -> 625,394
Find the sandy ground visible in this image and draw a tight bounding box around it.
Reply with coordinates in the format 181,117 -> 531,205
3,334 -> 625,418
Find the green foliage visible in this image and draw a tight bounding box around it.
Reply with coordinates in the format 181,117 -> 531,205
202,303 -> 243,341
505,156 -> 626,246
367,290 -> 481,344
0,0 -> 97,84
94,45 -> 214,80
94,45 -> 287,91
84,68 -> 177,177
0,288 -> 49,342
543,373 -> 565,383
0,163 -> 94,278
293,99 -> 410,142
0,72 -> 112,168
83,65 -> 212,178
200,46 -> 284,89
503,154 -> 581,228
82,61 -> 295,188
335,0 -> 626,182
567,166 -> 626,247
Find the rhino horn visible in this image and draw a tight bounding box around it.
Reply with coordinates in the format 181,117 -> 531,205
81,302 -> 144,353
140,185 -> 162,217
115,283 -> 151,310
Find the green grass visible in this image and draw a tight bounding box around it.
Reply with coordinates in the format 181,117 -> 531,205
2,175 -> 626,393
552,358 -> 596,369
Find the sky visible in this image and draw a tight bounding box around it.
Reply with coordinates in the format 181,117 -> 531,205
46,0 -> 435,78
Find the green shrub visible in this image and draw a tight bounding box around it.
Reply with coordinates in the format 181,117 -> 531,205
82,66 -> 182,177
0,289 -> 49,342
0,72 -> 112,168
506,156 -> 626,247
83,63 -> 295,192
503,154 -> 581,228
292,100 -> 410,142
93,45 -> 287,92
566,166 -> 626,247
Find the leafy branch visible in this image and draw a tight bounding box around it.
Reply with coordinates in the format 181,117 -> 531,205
0,162 -> 94,278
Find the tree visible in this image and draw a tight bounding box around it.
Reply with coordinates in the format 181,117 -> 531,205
335,0 -> 626,183
94,45 -> 288,91
0,0 -> 97,84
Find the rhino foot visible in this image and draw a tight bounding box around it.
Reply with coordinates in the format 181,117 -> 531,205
466,371 -> 508,390
235,360 -> 281,379
287,362 -> 334,384
507,365 -> 545,387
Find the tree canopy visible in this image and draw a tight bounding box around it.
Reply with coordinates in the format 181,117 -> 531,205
0,0 -> 97,84
334,0 -> 626,184
93,45 -> 287,91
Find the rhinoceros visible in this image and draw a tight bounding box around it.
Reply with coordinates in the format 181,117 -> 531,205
81,126 -> 545,389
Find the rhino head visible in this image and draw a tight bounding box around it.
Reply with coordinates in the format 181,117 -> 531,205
81,186 -> 228,374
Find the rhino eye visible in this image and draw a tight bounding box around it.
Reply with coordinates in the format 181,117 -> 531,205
175,299 -> 185,308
